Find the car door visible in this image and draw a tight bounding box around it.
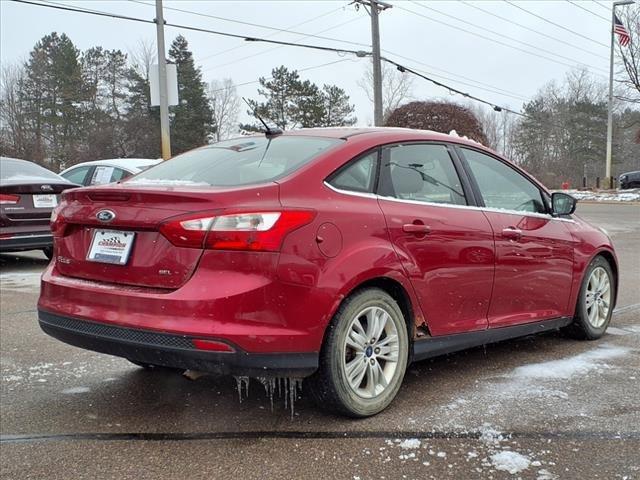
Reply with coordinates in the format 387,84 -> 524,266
458,147 -> 574,328
376,143 -> 495,336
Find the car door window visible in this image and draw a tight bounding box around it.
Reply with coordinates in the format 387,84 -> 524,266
110,168 -> 129,182
379,144 -> 466,205
90,166 -> 117,185
327,151 -> 377,193
462,148 -> 546,214
61,166 -> 91,185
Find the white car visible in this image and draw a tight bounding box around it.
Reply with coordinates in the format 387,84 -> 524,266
59,158 -> 161,186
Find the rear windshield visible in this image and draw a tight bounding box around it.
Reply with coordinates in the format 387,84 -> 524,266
0,157 -> 64,182
128,136 -> 342,187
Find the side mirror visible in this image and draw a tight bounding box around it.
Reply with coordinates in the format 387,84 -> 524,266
551,192 -> 577,216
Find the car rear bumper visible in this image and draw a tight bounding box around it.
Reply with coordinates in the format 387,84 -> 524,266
38,309 -> 318,377
0,232 -> 52,251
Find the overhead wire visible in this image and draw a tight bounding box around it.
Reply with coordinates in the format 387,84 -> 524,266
459,0 -> 608,61
566,0 -> 610,22
128,0 -> 369,50
12,0 -> 568,124
404,1 -> 608,75
504,0 -> 609,48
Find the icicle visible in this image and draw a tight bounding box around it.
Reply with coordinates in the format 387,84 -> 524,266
234,375 -> 249,403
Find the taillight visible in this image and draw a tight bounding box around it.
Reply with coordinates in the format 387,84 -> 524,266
50,203 -> 67,238
160,210 -> 316,251
0,194 -> 19,204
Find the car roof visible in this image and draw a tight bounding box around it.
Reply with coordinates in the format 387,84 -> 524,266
61,158 -> 161,173
0,156 -> 75,185
283,127 -> 492,150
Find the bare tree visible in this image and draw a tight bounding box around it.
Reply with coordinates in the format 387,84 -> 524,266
207,78 -> 240,142
0,62 -> 30,158
615,4 -> 639,103
128,39 -> 156,81
358,61 -> 414,122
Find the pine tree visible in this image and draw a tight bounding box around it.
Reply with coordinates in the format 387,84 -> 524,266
123,68 -> 160,158
168,35 -> 212,154
243,66 -> 356,131
21,32 -> 85,168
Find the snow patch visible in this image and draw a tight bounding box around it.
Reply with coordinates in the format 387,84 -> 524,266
556,188 -> 640,202
61,386 -> 90,394
490,451 -> 531,474
511,345 -> 628,380
126,178 -> 209,187
398,438 -> 421,449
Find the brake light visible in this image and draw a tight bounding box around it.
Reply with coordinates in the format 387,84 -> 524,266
160,210 -> 316,251
50,203 -> 67,238
0,194 -> 19,204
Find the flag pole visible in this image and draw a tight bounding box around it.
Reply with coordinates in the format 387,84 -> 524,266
606,1 -> 634,189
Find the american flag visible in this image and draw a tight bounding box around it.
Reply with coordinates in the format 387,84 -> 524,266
614,14 -> 631,47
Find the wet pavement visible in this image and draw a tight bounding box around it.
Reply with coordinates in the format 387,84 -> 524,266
1,203 -> 639,479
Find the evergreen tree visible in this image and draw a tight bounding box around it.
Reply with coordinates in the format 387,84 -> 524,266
168,35 -> 212,154
21,32 -> 85,168
123,67 -> 160,158
243,66 -> 356,131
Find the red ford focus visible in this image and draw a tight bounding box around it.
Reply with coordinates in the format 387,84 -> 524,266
38,128 -> 617,417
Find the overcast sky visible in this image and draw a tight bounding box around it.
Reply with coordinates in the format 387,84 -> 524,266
0,0 -> 627,126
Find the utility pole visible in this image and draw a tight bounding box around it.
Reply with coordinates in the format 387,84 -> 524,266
355,0 -> 392,126
155,0 -> 171,160
605,0 -> 633,188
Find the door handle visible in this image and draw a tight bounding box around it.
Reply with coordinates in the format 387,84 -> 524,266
403,223 -> 431,235
502,227 -> 522,240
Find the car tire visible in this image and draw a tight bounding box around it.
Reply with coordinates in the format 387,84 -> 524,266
308,288 -> 409,417
42,247 -> 53,260
563,256 -> 615,340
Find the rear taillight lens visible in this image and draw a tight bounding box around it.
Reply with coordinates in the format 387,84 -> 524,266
50,203 -> 67,238
0,194 -> 19,204
160,210 -> 315,251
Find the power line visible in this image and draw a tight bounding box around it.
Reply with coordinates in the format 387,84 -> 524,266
407,1 -> 608,75
203,17 -> 363,73
380,56 -> 526,117
591,1 -> 613,13
381,49 -> 530,101
460,0 -> 608,61
128,0 -> 369,50
208,59 -> 355,95
196,5 -> 350,63
12,0 -> 534,123
11,0 -> 368,57
566,0 -> 610,22
504,0 -> 609,48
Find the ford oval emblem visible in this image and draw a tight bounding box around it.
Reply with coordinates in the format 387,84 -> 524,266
96,210 -> 116,223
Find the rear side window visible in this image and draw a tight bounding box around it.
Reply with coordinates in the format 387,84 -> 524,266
328,152 -> 377,193
379,144 -> 467,205
130,136 -> 342,187
461,148 -> 546,214
62,166 -> 92,185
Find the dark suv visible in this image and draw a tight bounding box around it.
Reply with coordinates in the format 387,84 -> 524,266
619,171 -> 640,189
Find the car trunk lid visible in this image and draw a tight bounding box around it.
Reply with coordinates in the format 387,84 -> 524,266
54,182 -> 281,289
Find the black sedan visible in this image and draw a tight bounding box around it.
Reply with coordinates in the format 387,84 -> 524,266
1,157 -> 78,259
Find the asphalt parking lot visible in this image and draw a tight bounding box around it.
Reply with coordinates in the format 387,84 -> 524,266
1,202 -> 639,480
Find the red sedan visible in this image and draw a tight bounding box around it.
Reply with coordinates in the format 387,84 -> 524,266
38,128 -> 617,417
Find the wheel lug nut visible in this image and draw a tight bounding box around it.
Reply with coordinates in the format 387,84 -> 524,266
374,347 -> 380,354
370,359 -> 375,365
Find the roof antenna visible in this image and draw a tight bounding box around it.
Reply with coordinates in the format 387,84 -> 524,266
242,97 -> 283,137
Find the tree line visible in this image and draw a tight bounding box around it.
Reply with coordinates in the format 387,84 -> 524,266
1,27 -> 638,188
0,32 -> 356,171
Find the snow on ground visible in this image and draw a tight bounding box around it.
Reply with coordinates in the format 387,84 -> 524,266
490,451 -> 531,474
510,345 -> 629,380
555,188 -> 640,202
